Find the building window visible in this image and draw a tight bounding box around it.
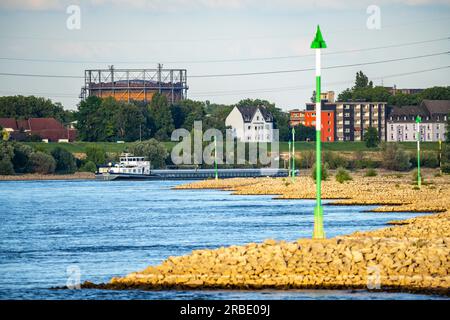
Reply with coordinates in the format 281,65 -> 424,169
248,126 -> 251,130
257,116 -> 259,121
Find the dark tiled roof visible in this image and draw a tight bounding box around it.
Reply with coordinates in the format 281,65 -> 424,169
236,105 -> 273,123
390,105 -> 428,117
421,100 -> 450,115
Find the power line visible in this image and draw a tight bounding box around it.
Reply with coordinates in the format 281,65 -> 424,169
190,66 -> 450,97
190,52 -> 449,78
1,65 -> 447,98
0,52 -> 447,80
0,37 -> 448,65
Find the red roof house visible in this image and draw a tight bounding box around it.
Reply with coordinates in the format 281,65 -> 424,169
0,118 -> 76,142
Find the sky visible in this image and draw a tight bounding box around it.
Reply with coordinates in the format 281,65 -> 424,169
0,0 -> 449,111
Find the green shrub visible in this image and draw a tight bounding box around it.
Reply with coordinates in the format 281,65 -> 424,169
442,144 -> 450,174
335,167 -> 352,183
85,146 -> 107,165
409,151 -> 439,168
411,169 -> 424,184
311,162 -> 329,181
364,168 -> 378,177
0,158 -> 14,175
363,127 -> 380,148
51,147 -> 77,174
381,143 -> 410,171
80,160 -> 97,173
323,151 -> 348,169
12,143 -> 34,173
27,151 -> 56,174
299,150 -> 315,169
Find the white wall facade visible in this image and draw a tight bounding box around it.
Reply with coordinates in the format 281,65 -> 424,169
225,107 -> 274,142
225,106 -> 245,141
387,122 -> 447,142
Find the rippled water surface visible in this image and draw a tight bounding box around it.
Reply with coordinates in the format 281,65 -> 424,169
0,180 -> 445,300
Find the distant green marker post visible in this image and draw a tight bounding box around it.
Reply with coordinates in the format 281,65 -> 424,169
288,140 -> 292,176
291,127 -> 296,182
214,135 -> 218,180
311,25 -> 326,239
416,115 -> 422,188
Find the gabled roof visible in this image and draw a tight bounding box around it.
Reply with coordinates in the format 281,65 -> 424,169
421,100 -> 450,115
390,105 -> 428,117
28,118 -> 65,131
0,118 -> 18,130
236,105 -> 273,123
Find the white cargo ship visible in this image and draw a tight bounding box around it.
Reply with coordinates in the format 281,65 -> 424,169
96,153 -> 291,181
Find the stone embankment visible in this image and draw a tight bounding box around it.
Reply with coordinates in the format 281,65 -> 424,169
82,170 -> 450,294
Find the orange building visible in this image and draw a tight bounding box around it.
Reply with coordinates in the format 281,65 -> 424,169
289,109 -> 335,142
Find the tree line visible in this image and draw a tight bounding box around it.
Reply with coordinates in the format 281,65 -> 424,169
336,71 -> 450,106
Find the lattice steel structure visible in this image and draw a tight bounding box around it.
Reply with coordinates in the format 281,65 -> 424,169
81,65 -> 188,103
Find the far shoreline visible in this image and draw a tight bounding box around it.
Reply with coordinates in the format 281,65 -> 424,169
0,172 -> 95,181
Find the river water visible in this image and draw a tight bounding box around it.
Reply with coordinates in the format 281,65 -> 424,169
0,180 -> 446,300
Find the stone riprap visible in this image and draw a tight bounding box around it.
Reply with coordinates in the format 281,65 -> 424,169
82,170 -> 450,294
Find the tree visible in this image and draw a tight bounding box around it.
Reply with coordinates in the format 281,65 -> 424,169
337,88 -> 353,102
80,160 -> 97,173
381,143 -> 410,171
419,86 -> 450,101
114,103 -> 146,141
27,151 -> 56,174
363,127 -> 380,148
171,99 -> 206,130
310,90 -> 316,103
128,139 -> 168,169
0,158 -> 14,175
0,95 -> 69,122
0,141 -> 14,162
353,71 -> 373,90
12,143 -> 34,173
295,124 -> 316,141
85,146 -> 106,165
149,94 -> 175,141
51,147 -> 77,174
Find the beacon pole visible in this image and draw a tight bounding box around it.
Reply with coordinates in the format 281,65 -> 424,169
311,25 -> 326,239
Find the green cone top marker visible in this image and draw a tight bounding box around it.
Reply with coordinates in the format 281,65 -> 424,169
291,126 -> 296,182
416,115 -> 422,188
311,25 -> 326,239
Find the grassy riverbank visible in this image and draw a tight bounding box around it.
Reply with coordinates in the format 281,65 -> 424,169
82,170 -> 450,294
23,141 -> 441,156
0,172 -> 95,181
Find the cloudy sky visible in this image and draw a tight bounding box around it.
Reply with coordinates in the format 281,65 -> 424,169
0,0 -> 449,111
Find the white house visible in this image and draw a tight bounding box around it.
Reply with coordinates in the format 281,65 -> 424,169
387,100 -> 449,142
225,105 -> 274,142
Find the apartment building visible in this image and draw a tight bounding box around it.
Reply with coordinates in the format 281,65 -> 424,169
306,101 -> 387,142
387,100 -> 450,142
289,109 -> 335,142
